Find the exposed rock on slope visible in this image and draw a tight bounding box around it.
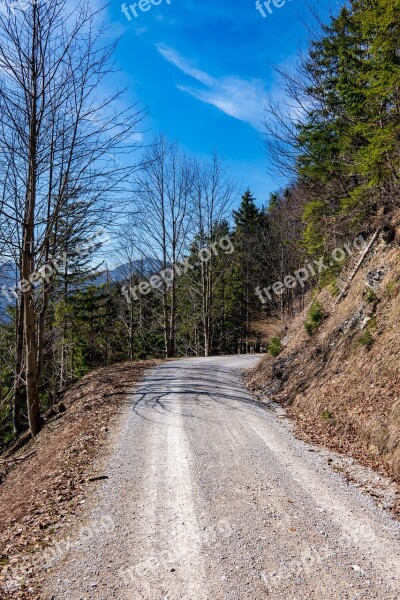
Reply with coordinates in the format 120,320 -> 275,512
247,226 -> 400,497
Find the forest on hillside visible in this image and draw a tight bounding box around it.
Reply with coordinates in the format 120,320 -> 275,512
0,0 -> 399,446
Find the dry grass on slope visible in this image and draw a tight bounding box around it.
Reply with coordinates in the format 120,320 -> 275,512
247,232 -> 400,498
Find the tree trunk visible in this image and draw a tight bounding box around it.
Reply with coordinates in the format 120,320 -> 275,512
14,295 -> 25,435
23,255 -> 41,436
23,4 -> 41,436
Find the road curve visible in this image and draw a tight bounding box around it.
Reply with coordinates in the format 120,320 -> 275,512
44,356 -> 400,599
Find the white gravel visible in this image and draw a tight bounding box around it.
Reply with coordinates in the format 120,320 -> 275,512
43,355 -> 400,599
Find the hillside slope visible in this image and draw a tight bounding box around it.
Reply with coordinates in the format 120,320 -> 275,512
247,226 -> 400,496
0,360 -> 161,597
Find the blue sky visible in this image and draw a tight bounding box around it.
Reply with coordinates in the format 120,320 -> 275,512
103,0 -> 335,208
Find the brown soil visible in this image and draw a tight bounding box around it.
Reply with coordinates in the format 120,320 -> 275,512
0,359 -> 162,598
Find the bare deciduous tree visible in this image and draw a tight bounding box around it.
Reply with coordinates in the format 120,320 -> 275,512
193,153 -> 234,356
133,135 -> 194,357
0,0 -> 143,435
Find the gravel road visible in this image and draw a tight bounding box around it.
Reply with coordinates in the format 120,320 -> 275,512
44,356 -> 400,599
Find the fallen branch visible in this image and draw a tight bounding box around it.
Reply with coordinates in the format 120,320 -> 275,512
334,228 -> 381,306
2,430 -> 32,458
0,449 -> 37,463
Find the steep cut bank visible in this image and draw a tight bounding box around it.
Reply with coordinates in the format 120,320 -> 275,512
247,224 -> 400,502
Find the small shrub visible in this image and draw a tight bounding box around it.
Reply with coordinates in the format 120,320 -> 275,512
385,280 -> 399,299
322,410 -> 333,422
304,301 -> 325,336
268,337 -> 281,357
357,329 -> 373,349
320,265 -> 342,293
329,279 -> 340,297
304,321 -> 314,336
364,288 -> 376,303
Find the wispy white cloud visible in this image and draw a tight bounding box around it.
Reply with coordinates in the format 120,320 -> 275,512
131,132 -> 144,142
157,45 -> 214,87
156,44 -> 267,132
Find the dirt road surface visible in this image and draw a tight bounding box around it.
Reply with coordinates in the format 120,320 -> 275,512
43,356 -> 400,599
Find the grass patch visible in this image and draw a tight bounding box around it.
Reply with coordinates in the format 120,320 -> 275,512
357,315 -> 378,350
322,410 -> 333,422
364,288 -> 376,303
385,280 -> 399,299
357,329 -> 374,349
329,279 -> 340,297
304,301 -> 325,336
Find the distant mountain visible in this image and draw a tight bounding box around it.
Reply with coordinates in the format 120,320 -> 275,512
0,256 -> 164,321
0,261 -> 18,320
96,258 -> 165,285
